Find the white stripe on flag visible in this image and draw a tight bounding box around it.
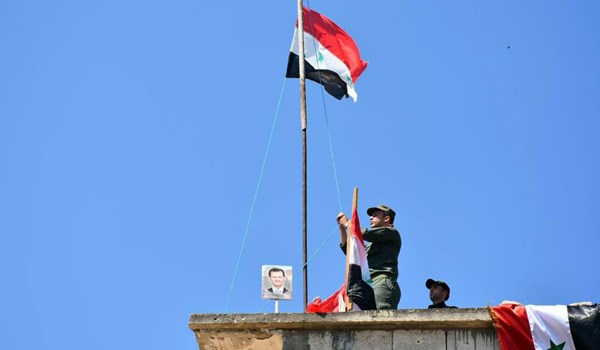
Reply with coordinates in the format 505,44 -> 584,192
525,305 -> 576,350
348,235 -> 371,285
289,29 -> 358,101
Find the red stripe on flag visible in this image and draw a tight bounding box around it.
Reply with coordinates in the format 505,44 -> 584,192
490,304 -> 535,350
299,7 -> 367,84
349,206 -> 365,247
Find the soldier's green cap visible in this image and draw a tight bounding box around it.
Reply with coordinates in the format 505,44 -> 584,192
366,205 -> 396,221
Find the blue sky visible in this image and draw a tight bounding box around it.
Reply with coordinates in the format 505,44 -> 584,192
1,1 -> 599,349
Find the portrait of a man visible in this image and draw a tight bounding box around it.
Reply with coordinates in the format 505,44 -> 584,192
261,265 -> 292,300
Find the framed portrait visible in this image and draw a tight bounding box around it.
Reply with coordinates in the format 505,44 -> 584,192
261,265 -> 293,300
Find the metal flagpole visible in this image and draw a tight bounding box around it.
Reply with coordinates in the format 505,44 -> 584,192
296,0 -> 308,311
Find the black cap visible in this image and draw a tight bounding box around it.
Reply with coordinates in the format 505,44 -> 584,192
426,278 -> 451,301
366,205 -> 396,222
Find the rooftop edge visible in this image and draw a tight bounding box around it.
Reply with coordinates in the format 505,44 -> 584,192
189,307 -> 494,331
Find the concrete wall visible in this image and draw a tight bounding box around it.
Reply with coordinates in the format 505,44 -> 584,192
188,308 -> 500,350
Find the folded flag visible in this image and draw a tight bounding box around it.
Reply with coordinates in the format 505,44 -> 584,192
490,303 -> 600,350
286,7 -> 368,102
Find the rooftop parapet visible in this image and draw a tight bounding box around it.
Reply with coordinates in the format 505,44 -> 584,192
189,308 -> 500,349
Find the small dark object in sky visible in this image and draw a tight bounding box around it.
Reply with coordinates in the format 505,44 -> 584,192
507,46 -> 511,49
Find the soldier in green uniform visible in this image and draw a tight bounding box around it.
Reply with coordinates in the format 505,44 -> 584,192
337,205 -> 401,309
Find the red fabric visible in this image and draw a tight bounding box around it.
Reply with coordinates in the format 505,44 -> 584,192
306,283 -> 346,313
490,304 -> 535,350
349,206 -> 364,246
300,7 -> 367,83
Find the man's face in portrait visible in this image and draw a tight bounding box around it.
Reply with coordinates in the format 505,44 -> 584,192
269,270 -> 285,289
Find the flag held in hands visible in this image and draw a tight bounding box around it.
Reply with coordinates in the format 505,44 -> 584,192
306,194 -> 376,313
344,203 -> 376,310
490,302 -> 600,350
286,7 -> 368,102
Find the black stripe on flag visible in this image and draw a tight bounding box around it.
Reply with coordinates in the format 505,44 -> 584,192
567,304 -> 600,350
346,264 -> 376,311
286,53 -> 349,100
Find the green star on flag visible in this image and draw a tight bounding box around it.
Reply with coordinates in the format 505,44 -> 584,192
317,50 -> 324,63
547,340 -> 565,350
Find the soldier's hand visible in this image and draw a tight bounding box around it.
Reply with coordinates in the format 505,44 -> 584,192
337,212 -> 348,226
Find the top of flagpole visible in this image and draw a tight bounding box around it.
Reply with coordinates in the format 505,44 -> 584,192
297,1 -> 306,131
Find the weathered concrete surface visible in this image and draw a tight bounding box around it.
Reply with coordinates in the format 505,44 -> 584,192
195,330 -> 282,350
296,330 -> 393,350
447,329 -> 498,350
189,308 -> 500,350
393,329 -> 446,349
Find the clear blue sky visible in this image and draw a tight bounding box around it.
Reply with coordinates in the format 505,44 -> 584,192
1,1 -> 599,349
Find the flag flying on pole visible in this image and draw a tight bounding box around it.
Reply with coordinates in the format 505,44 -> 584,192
490,303 -> 600,350
286,7 -> 368,102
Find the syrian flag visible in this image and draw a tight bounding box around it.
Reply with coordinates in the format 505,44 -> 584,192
345,205 -> 376,310
490,303 -> 600,350
286,7 -> 368,102
306,200 -> 376,313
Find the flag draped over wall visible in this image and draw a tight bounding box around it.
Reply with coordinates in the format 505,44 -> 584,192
490,303 -> 600,350
286,7 -> 368,102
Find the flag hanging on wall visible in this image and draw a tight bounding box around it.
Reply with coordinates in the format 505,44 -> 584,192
286,7 -> 368,102
490,302 -> 600,350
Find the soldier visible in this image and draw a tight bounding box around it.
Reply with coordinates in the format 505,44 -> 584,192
338,205 -> 401,309
426,278 -> 457,308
